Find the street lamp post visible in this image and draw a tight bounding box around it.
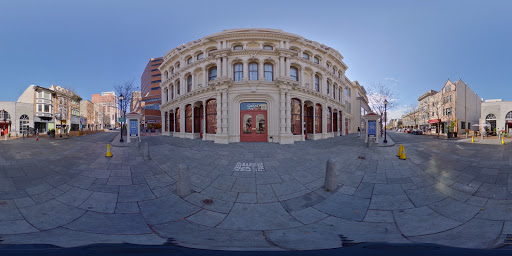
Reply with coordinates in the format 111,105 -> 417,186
384,99 -> 388,143
119,94 -> 124,143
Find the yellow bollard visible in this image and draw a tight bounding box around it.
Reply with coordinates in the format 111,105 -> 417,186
399,145 -> 406,160
397,144 -> 403,157
471,136 -> 474,143
106,144 -> 113,157
502,137 -> 505,145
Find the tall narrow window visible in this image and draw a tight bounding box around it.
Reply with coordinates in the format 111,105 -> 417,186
326,81 -> 330,94
185,105 -> 192,133
249,62 -> 258,80
187,75 -> 192,92
206,99 -> 217,133
187,57 -> 192,64
208,67 -> 217,81
333,86 -> 336,99
303,53 -> 310,60
315,104 -> 322,133
327,107 -> 332,133
177,82 -> 180,95
197,53 -> 204,60
290,67 -> 298,81
314,75 -> 320,92
314,57 -> 319,64
291,99 -> 302,135
171,85 -> 174,99
264,63 -> 273,81
175,108 -> 180,132
234,63 -> 243,81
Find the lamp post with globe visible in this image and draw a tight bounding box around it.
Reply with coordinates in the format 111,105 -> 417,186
384,99 -> 388,143
119,94 -> 124,143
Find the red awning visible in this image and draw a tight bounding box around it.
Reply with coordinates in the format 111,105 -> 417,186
428,119 -> 440,124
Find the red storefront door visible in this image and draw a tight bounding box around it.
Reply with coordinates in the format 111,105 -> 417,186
240,110 -> 267,142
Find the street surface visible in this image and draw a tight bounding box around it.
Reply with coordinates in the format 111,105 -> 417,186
0,131 -> 511,251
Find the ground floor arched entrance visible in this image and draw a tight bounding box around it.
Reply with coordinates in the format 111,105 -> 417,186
240,102 -> 267,142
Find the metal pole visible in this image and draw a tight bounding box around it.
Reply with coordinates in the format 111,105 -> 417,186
384,104 -> 388,143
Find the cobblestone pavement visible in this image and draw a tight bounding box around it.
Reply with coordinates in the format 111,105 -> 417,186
0,131 -> 511,250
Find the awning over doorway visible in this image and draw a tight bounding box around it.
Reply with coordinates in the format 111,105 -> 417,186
428,119 -> 440,124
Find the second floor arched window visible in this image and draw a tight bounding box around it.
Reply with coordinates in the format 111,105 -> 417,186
249,62 -> 258,80
326,81 -> 330,94
264,63 -> 273,81
187,75 -> 192,92
208,67 -> 217,81
234,63 -> 243,81
290,67 -> 298,81
314,75 -> 320,92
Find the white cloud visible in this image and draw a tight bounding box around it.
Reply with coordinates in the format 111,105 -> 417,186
384,77 -> 399,82
386,105 -> 409,120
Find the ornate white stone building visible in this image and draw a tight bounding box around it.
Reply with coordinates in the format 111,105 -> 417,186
159,28 -> 367,144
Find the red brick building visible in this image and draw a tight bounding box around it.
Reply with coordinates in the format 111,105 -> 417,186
141,57 -> 163,128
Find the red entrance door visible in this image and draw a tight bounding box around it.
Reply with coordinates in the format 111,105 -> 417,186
345,121 -> 349,135
240,110 -> 267,142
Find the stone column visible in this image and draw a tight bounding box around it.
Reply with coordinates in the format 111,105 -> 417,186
280,91 -> 286,134
286,92 -> 291,134
222,90 -> 228,135
312,103 -> 316,134
203,101 -> 206,140
258,61 -> 264,81
243,60 -> 248,81
341,112 -> 345,135
216,57 -> 222,78
301,101 -> 305,140
323,105 -> 328,135
222,56 -> 228,77
216,92 -> 222,135
285,57 -> 290,77
279,56 -> 285,77
191,104 -> 195,135
180,103 -> 185,135
203,66 -> 208,86
300,68 -> 305,87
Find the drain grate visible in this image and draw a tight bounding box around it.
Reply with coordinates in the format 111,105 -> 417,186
202,199 -> 213,205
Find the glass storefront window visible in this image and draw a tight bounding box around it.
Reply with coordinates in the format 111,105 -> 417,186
243,114 -> 252,134
256,114 -> 265,134
291,99 -> 301,135
206,99 -> 217,134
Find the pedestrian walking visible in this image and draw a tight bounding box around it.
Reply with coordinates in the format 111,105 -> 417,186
357,127 -> 360,137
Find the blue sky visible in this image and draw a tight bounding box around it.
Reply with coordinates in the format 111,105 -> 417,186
1,0 -> 511,119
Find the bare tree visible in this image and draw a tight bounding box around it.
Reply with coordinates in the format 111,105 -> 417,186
367,82 -> 399,131
114,80 -> 139,135
430,92 -> 444,137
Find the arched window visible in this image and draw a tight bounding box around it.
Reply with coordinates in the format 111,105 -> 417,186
313,57 -> 319,64
164,112 -> 168,132
176,81 -> 180,95
171,68 -> 174,75
249,62 -> 258,80
20,114 -> 29,133
263,45 -> 273,50
169,112 -> 174,132
207,48 -> 217,57
486,114 -> 496,120
171,85 -> 174,100
333,86 -> 336,99
185,105 -> 192,133
314,75 -> 320,92
326,80 -> 330,94
506,111 -> 512,119
234,63 -> 243,81
290,67 -> 298,81
315,104 -> 322,133
264,63 -> 273,81
164,88 -> 168,102
303,53 -> 310,60
186,57 -> 192,64
175,108 -> 180,132
291,99 -> 302,135
164,71 -> 168,79
208,67 -> 217,81
206,99 -> 217,133
187,75 -> 192,92
197,53 -> 204,60
327,107 -> 332,133
233,45 -> 243,50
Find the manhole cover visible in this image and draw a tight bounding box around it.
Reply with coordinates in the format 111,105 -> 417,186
358,156 -> 365,159
202,199 -> 213,205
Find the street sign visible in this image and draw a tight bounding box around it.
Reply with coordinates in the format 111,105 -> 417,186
118,118 -> 125,122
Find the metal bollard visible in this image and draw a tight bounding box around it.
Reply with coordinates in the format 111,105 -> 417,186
324,159 -> 337,192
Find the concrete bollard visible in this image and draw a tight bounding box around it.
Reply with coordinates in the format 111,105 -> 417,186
324,159 -> 337,192
177,163 -> 192,197
143,142 -> 151,160
134,138 -> 140,148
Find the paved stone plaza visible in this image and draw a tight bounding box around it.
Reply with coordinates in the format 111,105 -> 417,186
0,131 -> 512,250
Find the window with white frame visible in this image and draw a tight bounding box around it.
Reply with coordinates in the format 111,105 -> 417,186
249,62 -> 258,80
264,63 -> 273,81
234,63 -> 243,81
290,67 -> 298,81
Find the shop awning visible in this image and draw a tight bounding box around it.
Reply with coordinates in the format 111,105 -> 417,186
428,119 -> 440,124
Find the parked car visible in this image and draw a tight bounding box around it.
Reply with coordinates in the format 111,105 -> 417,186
412,130 -> 423,135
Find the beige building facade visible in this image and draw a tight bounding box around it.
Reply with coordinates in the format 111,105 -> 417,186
159,29 -> 365,144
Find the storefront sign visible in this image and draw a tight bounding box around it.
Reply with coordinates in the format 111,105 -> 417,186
368,121 -> 376,135
240,102 -> 267,111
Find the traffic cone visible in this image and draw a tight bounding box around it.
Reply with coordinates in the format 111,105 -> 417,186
36,134 -> 39,141
471,136 -> 474,143
399,146 -> 406,160
106,144 -> 113,157
397,144 -> 402,157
